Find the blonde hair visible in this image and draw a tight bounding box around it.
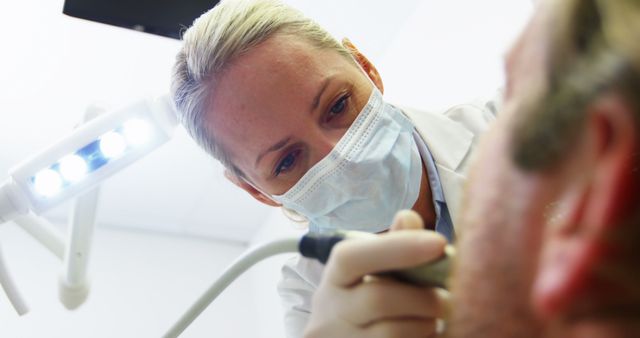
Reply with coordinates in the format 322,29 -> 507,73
171,0 -> 350,177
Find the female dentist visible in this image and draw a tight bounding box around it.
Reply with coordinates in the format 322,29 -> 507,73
170,0 -> 497,337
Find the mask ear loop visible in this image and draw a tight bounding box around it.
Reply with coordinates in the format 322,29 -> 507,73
241,177 -> 309,225
343,40 -> 380,94
240,176 -> 281,206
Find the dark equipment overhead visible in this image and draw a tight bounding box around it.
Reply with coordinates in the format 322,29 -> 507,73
63,0 -> 220,40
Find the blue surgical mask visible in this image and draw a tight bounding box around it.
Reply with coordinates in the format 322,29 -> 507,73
270,88 -> 423,233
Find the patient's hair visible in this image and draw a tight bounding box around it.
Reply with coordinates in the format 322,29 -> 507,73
511,0 -> 640,317
171,0 -> 350,177
511,0 -> 640,171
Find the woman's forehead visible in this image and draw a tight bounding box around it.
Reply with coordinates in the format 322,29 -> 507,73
204,34 -> 361,171
211,34 -> 354,113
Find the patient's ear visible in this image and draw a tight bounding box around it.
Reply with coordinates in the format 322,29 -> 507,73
531,92 -> 639,320
223,169 -> 281,207
342,37 -> 384,93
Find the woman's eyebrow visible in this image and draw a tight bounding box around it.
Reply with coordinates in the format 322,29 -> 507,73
310,76 -> 336,113
254,75 -> 338,169
255,136 -> 292,168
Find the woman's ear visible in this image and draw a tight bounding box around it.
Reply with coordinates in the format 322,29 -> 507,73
342,37 -> 384,93
223,170 -> 281,207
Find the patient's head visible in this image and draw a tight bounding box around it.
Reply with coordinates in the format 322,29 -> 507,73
449,0 -> 640,337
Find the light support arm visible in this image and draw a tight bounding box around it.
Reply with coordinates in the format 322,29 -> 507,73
59,186 -> 100,309
56,103 -> 105,310
0,242 -> 28,315
0,180 -> 29,224
0,94 -> 178,315
13,214 -> 65,260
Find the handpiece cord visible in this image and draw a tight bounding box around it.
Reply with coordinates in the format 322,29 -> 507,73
163,237 -> 299,338
164,231 -> 453,337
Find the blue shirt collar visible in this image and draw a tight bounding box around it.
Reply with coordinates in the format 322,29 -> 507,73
412,129 -> 456,242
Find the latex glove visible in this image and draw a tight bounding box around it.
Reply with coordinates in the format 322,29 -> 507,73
303,210 -> 447,338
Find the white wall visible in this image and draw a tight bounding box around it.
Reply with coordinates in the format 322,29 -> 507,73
379,0 -> 533,111
0,223 -> 258,338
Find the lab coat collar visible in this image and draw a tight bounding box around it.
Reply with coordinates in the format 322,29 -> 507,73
398,105 -> 474,229
399,106 -> 473,171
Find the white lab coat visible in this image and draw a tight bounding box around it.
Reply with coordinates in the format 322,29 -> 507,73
277,99 -> 499,338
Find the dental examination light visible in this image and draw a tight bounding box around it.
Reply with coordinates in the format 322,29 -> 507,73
164,231 -> 455,338
0,95 -> 177,314
0,95 -> 177,221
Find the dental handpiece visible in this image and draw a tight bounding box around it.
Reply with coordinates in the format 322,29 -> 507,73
165,230 -> 454,337
299,230 -> 455,289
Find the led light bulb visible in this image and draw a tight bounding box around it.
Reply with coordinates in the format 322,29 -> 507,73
33,169 -> 63,197
58,155 -> 88,182
122,118 -> 151,146
99,131 -> 126,159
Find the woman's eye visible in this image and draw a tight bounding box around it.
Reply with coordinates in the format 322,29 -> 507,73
275,151 -> 299,176
327,95 -> 349,121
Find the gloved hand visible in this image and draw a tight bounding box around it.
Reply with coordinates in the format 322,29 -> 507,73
303,210 -> 449,338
